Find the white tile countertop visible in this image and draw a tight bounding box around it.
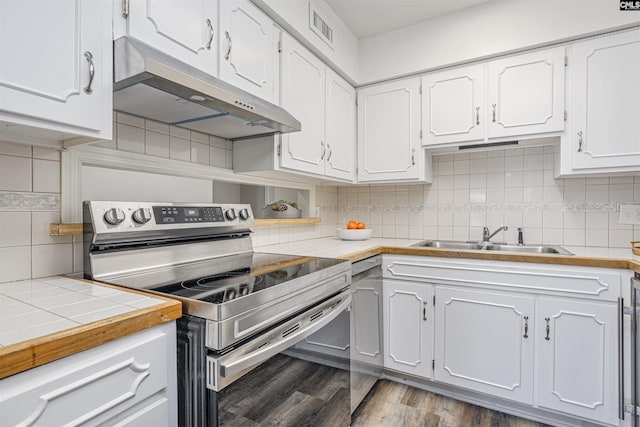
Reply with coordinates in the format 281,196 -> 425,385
257,237 -> 638,263
0,276 -> 167,348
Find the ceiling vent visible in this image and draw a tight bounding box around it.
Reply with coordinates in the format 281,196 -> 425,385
309,3 -> 334,48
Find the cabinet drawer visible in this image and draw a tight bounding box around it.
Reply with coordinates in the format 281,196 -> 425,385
0,323 -> 175,427
383,256 -> 623,301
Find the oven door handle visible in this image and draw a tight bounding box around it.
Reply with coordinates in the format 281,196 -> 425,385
219,293 -> 351,378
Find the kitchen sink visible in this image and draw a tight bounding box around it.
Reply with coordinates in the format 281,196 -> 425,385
412,240 -> 573,255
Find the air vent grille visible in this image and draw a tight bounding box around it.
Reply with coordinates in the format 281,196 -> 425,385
313,12 -> 333,43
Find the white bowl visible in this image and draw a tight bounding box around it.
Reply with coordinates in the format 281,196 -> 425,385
337,228 -> 373,241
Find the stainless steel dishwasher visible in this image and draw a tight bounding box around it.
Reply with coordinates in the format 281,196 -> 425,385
350,255 -> 384,413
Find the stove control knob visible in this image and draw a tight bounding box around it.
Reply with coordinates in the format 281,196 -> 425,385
103,208 -> 125,225
225,209 -> 237,221
239,208 -> 250,220
132,208 -> 152,224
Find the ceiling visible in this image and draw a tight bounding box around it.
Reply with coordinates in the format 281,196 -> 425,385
325,0 -> 493,39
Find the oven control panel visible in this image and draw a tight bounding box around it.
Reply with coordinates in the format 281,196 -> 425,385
85,201 -> 254,235
153,206 -> 226,224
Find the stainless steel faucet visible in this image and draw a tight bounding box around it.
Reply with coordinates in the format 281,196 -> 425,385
482,225 -> 508,242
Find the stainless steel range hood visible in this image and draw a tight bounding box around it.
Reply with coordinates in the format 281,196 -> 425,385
113,37 -> 300,140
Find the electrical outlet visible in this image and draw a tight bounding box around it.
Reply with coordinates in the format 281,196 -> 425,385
619,204 -> 640,224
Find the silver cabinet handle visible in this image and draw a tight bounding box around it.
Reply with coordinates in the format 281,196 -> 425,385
476,106 -> 480,125
523,316 -> 529,339
423,302 -> 427,321
83,51 -> 95,94
326,144 -> 332,162
577,131 -> 583,152
411,148 -> 416,166
544,317 -> 551,341
224,31 -> 232,60
320,141 -> 326,160
618,296 -> 625,420
492,103 -> 496,122
206,19 -> 214,50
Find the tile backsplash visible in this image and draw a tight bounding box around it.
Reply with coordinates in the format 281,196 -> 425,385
337,146 -> 640,248
2,133 -> 639,284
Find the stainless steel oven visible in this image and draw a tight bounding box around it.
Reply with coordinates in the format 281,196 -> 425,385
83,201 -> 352,426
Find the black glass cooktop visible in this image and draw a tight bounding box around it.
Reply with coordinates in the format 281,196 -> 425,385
148,252 -> 348,304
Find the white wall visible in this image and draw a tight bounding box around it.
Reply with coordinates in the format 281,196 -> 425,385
358,0 -> 640,84
254,0 -> 360,83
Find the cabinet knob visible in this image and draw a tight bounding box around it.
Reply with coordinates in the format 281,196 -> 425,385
492,103 -> 497,123
206,19 -> 214,50
225,31 -> 232,60
577,131 -> 583,152
84,51 -> 95,94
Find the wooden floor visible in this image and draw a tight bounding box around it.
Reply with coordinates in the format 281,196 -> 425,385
352,379 -> 550,427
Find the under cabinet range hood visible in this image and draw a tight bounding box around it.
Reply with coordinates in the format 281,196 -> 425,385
113,37 -> 301,140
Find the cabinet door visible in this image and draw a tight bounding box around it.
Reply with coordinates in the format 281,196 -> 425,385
352,274 -> 383,366
358,79 -> 423,182
0,0 -> 112,139
280,33 -> 326,176
219,0 -> 275,102
421,64 -> 484,146
434,287 -> 534,405
325,68 -> 356,181
570,29 -> 640,171
383,280 -> 433,378
127,0 -> 217,75
487,47 -> 565,139
537,297 -> 618,425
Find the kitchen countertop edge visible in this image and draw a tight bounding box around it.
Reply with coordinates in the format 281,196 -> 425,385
0,278 -> 182,380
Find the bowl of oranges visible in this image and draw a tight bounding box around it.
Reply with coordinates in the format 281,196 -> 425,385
337,220 -> 372,241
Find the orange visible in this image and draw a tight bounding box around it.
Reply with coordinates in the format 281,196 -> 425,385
347,220 -> 358,229
356,222 -> 366,229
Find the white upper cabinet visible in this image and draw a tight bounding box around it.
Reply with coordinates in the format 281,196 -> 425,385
421,64 -> 485,146
565,29 -> 640,174
358,78 -> 429,183
219,0 -> 275,102
420,46 -> 565,150
124,0 -> 218,75
0,0 -> 112,144
325,67 -> 356,181
487,46 -> 565,139
280,32 -> 326,176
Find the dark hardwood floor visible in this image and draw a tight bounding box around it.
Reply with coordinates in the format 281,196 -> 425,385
352,379 -> 551,427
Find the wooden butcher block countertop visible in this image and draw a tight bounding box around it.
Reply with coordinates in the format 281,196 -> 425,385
0,276 -> 181,379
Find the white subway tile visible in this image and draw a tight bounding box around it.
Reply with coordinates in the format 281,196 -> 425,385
564,229 -> 585,246
505,155 -> 524,172
33,160 -> 60,193
585,229 -> 609,248
523,187 -> 543,203
453,159 -> 470,175
542,228 -> 563,245
438,189 -> 453,203
586,212 -> 609,229
0,155 -> 32,191
610,176 -> 634,184
437,226 -> 453,240
486,211 -> 505,227
191,142 -> 209,165
116,112 -> 145,128
382,192 -> 395,205
487,150 -> 505,158
438,175 -> 454,190
453,189 -> 469,203
470,212 -> 486,227
505,148 -> 523,157
523,154 -> 544,171
32,211 -> 71,245
470,189 -> 487,203
609,229 -> 632,248
452,226 -> 469,241
31,244 -> 73,278
522,227 -> 543,245
586,185 -> 609,202
543,186 -> 564,203
543,211 -> 563,229
408,226 -> 423,239
117,123 -> 145,154
563,186 -> 585,203
523,212 -> 543,228
0,247 -> 31,282
505,188 -> 523,203
563,212 -> 585,229
32,147 -> 60,161
504,172 -> 523,188
395,225 -> 409,239
486,172 -> 505,188
438,211 -> 453,226
382,224 -> 396,238
439,161 -> 454,175
523,171 -> 544,187
423,226 -> 438,239
453,174 -> 470,189
0,141 -> 31,157
469,159 -> 487,174
169,136 -> 191,162
73,242 -> 83,273
611,184 -> 634,202
396,191 -> 409,204
453,211 -> 469,227
0,212 -> 30,247
145,120 -> 169,134
145,130 -> 170,158
469,174 -> 487,189
504,212 -> 523,227
486,157 -> 505,172
469,151 -> 487,159
486,188 -> 505,203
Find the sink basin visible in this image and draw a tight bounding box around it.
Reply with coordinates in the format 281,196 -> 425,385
412,240 -> 573,255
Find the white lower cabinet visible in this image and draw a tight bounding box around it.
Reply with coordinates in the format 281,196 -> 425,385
382,255 -> 626,426
537,297 -> 619,425
0,323 -> 177,427
434,287 -> 534,405
383,280 -> 433,379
